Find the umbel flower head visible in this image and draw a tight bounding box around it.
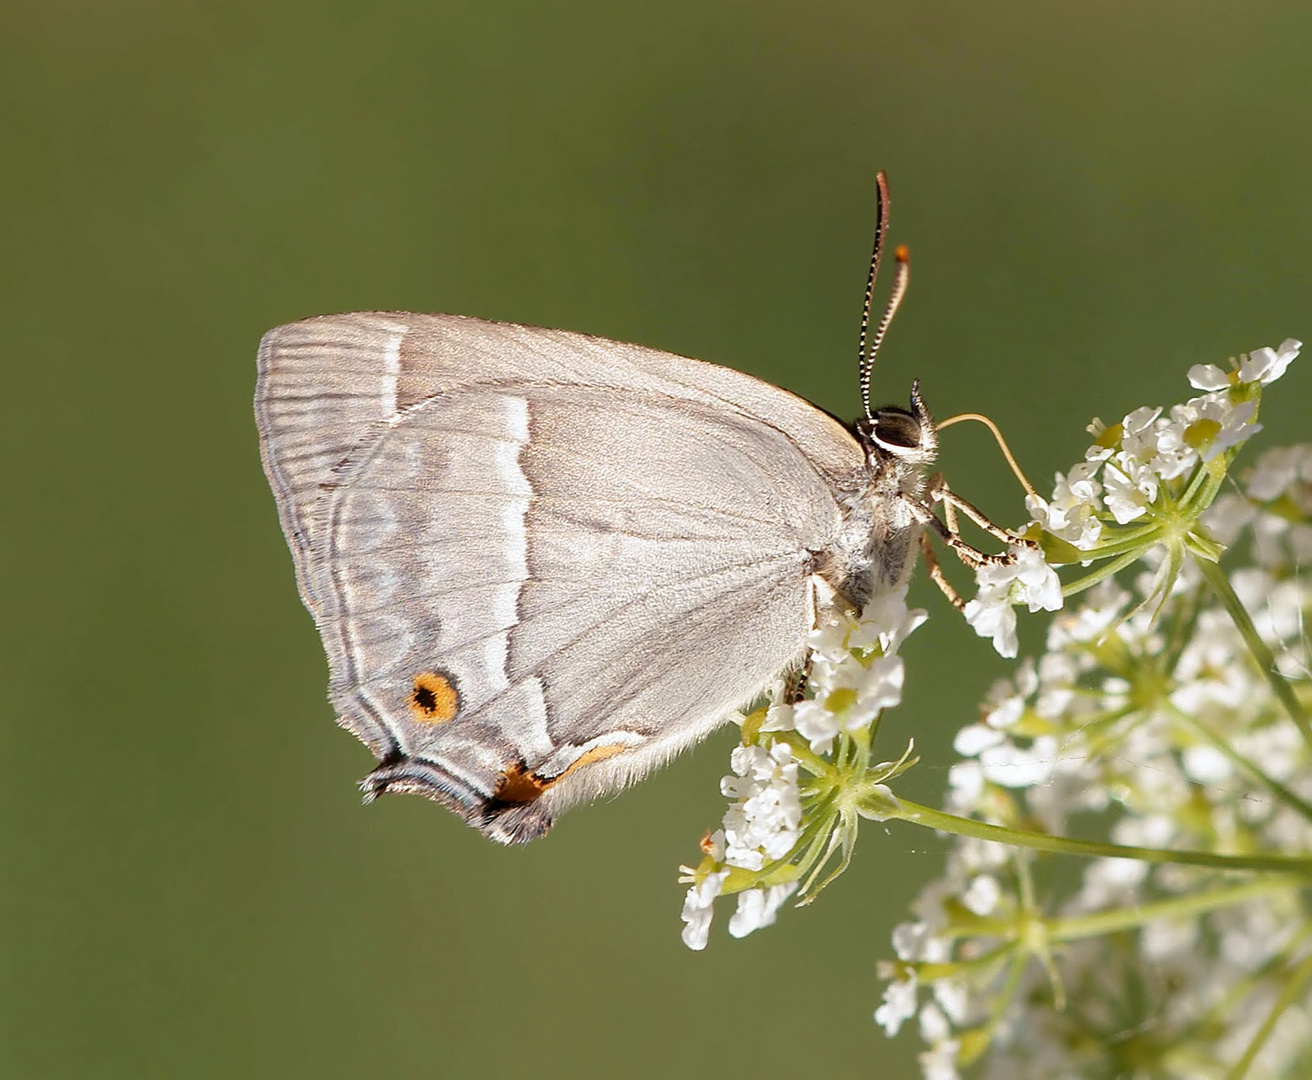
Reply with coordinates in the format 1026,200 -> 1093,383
680,338 -> 1312,1079
678,582 -> 927,950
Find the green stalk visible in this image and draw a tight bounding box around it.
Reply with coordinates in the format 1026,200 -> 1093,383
1073,524 -> 1164,560
1195,557 -> 1312,751
1061,546 -> 1151,598
1046,878 -> 1304,941
889,799 -> 1312,876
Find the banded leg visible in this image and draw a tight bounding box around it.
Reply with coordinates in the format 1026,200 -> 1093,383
919,532 -> 966,611
902,492 -> 1012,571
928,473 -> 1031,545
926,474 -> 1038,569
782,653 -> 814,705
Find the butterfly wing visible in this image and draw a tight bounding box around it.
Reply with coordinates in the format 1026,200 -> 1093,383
256,313 -> 867,842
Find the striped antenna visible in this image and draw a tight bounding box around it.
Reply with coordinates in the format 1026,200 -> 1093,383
858,175 -> 912,421
857,171 -> 890,421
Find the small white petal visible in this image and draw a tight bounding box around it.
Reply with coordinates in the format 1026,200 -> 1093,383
961,874 -> 1002,916
890,920 -> 929,961
1182,744 -> 1233,784
727,882 -> 797,938
946,761 -> 985,806
679,870 -> 728,950
1102,461 -> 1152,523
964,595 -> 1018,658
758,702 -> 796,732
1014,547 -> 1064,612
979,736 -> 1057,788
1123,405 -> 1163,433
1240,339 -> 1301,384
793,699 -> 840,755
931,978 -> 970,1025
919,1001 -> 952,1045
1188,363 -> 1231,391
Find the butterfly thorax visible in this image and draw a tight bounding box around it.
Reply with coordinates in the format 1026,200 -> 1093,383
815,383 -> 938,608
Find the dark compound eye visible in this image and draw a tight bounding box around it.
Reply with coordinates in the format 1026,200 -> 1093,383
873,408 -> 922,449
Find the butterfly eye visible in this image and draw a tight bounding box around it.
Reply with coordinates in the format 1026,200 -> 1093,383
871,408 -> 923,453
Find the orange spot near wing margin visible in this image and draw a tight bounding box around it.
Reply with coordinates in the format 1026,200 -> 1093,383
556,742 -> 627,780
492,744 -> 628,806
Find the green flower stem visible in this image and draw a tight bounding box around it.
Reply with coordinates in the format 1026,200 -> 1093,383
1173,457 -> 1214,508
1180,454 -> 1226,511
1075,524 -> 1164,560
1046,702 -> 1138,750
1225,942 -> 1312,1080
1195,557 -> 1312,751
935,879 -> 1300,945
781,735 -> 832,777
1046,878 -> 1304,942
888,799 -> 1312,876
1060,545 -> 1151,599
915,940 -> 1015,982
995,949 -> 1035,1028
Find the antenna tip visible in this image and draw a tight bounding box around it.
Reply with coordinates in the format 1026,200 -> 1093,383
895,244 -> 911,263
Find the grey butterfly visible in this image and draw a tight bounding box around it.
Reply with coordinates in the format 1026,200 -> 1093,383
256,175 -> 957,844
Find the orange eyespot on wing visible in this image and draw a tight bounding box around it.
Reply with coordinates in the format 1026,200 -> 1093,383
409,670 -> 460,723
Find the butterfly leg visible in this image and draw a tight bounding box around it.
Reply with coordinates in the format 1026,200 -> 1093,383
925,473 -> 1039,569
782,653 -> 814,705
919,532 -> 966,611
904,496 -> 1010,571
929,473 -> 1036,550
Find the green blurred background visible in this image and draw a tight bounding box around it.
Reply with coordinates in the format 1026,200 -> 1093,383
3,2 -> 1309,1077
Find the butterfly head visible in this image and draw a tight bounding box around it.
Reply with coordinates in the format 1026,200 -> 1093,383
855,379 -> 938,469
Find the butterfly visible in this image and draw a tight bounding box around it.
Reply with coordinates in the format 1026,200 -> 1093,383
255,173 -> 1008,842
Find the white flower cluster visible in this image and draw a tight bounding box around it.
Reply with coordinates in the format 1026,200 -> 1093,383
679,736 -> 806,950
1024,339 -> 1300,537
775,585 -> 927,755
679,584 -> 927,950
679,767 -> 804,950
960,340 -> 1302,661
720,742 -> 803,870
879,434 -> 1312,1078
